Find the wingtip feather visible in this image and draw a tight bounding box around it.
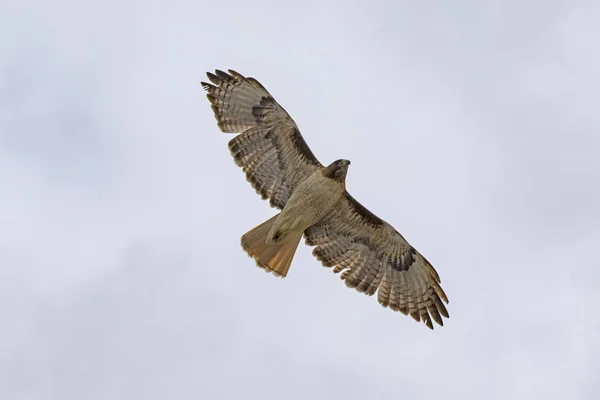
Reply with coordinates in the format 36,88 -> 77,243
228,69 -> 245,80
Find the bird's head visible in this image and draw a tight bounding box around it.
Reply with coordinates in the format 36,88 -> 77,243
324,159 -> 351,182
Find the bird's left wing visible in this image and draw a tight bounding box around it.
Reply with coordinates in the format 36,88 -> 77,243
304,192 -> 449,329
202,69 -> 322,209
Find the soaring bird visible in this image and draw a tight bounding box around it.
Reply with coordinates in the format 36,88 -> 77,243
201,69 -> 449,329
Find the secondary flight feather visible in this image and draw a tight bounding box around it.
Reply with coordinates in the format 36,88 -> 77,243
201,69 -> 449,329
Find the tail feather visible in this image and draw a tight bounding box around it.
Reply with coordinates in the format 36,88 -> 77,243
241,214 -> 303,277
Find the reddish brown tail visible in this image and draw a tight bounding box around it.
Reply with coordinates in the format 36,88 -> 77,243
241,214 -> 302,277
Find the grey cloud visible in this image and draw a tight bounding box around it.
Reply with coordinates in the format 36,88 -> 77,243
1,1 -> 598,399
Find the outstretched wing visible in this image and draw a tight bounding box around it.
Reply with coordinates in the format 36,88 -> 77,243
202,69 -> 322,209
304,192 -> 449,329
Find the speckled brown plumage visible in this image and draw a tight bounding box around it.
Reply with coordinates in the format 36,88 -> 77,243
202,69 -> 450,329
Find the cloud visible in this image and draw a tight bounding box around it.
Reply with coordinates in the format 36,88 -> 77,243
1,1 -> 598,399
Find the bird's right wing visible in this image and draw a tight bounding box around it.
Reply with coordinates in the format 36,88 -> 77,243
202,69 -> 322,209
304,191 -> 449,329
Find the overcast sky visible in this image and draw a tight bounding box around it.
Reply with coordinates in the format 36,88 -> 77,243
1,0 -> 599,399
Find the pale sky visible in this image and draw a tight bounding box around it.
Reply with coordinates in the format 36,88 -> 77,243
1,1 -> 599,399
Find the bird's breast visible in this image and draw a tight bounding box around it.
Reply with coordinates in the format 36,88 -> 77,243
278,174 -> 344,231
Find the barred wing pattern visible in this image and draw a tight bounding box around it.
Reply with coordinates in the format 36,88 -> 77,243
304,192 -> 450,329
202,69 -> 322,209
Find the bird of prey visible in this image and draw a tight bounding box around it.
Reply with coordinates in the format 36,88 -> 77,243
201,69 -> 449,329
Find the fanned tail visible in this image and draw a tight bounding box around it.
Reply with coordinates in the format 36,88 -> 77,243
241,214 -> 303,277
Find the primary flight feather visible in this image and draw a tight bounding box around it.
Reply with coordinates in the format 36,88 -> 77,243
201,69 -> 449,329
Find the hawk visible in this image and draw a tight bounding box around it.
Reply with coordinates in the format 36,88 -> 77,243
202,69 -> 449,329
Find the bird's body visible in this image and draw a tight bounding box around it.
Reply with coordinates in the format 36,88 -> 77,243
202,69 -> 450,329
242,160 -> 350,278
271,162 -> 348,239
